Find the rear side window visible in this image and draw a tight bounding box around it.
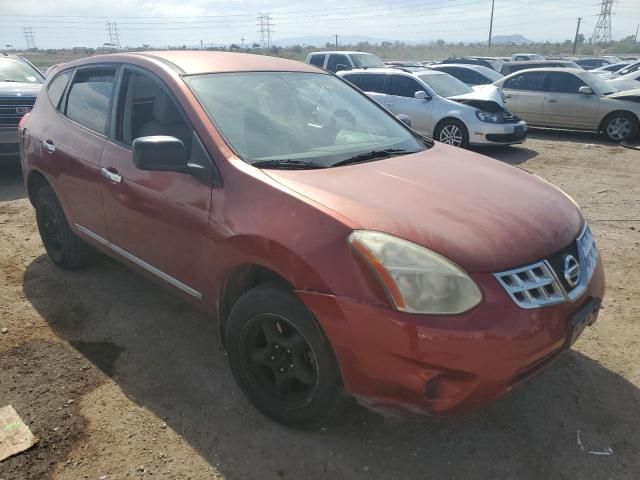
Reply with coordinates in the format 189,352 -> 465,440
326,54 -> 350,72
546,72 -> 587,93
504,72 -> 546,91
341,74 -> 361,86
389,75 -> 423,98
47,71 -> 72,109
308,54 -> 325,67
64,67 -> 117,134
356,74 -> 387,94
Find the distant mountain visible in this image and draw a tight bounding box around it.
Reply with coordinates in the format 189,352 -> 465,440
275,35 -> 390,47
491,34 -> 532,45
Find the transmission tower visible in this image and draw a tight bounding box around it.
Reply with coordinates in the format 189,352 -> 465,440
257,13 -> 273,54
23,27 -> 36,50
106,22 -> 121,49
590,0 -> 613,45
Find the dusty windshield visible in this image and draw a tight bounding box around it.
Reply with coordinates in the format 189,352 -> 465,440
0,58 -> 43,84
351,54 -> 385,68
186,72 -> 425,168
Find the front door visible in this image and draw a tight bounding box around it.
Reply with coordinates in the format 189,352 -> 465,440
99,67 -> 215,300
542,72 -> 599,129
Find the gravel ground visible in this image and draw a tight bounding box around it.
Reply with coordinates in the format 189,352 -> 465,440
1,130 -> 639,480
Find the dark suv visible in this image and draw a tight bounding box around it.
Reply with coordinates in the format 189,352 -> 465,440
0,53 -> 44,164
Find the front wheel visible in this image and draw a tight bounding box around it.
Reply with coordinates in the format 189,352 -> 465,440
434,119 -> 469,148
603,112 -> 638,142
225,284 -> 344,429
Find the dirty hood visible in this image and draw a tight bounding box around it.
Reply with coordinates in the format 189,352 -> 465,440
0,82 -> 42,98
265,144 -> 583,272
448,85 -> 506,111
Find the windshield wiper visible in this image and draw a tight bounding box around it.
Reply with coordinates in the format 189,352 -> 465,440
251,159 -> 326,170
331,148 -> 414,167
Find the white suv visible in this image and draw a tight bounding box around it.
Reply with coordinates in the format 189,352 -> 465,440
305,51 -> 384,73
339,67 -> 527,148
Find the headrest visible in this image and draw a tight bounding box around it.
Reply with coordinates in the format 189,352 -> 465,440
153,91 -> 183,125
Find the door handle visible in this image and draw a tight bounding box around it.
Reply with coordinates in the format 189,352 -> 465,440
42,139 -> 56,154
504,94 -> 512,99
547,98 -> 558,103
101,167 -> 122,184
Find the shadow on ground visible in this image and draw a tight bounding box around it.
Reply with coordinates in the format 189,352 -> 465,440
474,145 -> 539,165
0,162 -> 25,202
23,255 -> 640,479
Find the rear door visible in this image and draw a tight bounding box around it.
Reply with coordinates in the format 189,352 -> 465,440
542,72 -> 599,129
385,74 -> 432,133
40,65 -> 118,241
98,66 -> 216,300
501,71 -> 546,124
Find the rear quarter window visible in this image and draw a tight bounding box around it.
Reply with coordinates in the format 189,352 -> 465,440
47,71 -> 72,109
356,74 -> 387,94
309,54 -> 325,67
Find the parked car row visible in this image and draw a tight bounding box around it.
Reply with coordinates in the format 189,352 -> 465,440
20,51 -> 605,428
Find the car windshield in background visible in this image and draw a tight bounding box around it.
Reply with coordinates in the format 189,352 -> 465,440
351,54 -> 385,68
475,66 -> 503,82
185,72 -> 425,168
584,72 -> 618,95
0,58 -> 43,84
417,72 -> 473,97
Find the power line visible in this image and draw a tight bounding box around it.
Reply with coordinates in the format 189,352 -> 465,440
23,26 -> 36,49
590,0 -> 613,45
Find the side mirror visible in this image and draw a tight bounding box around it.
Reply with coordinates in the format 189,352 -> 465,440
335,64 -> 349,72
414,90 -> 429,101
578,86 -> 594,95
396,114 -> 412,127
133,136 -> 189,173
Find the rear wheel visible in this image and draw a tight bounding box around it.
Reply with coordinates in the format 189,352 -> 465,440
35,186 -> 92,269
603,112 -> 638,142
434,119 -> 469,148
225,284 -> 343,428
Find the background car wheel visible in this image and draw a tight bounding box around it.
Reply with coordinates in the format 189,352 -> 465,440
603,112 -> 638,142
434,119 -> 469,148
225,283 -> 344,429
35,186 -> 93,270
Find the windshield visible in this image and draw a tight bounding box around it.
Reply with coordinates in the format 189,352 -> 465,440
0,58 -> 43,84
351,53 -> 385,68
417,72 -> 473,97
584,72 -> 617,95
185,72 -> 425,168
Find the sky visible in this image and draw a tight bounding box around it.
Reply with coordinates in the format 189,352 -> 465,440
1,0 -> 639,49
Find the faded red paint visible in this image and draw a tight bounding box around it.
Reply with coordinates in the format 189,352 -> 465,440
20,51 -> 605,417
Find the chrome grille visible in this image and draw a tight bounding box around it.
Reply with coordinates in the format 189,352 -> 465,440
0,97 -> 36,126
495,223 -> 599,309
495,261 -> 565,309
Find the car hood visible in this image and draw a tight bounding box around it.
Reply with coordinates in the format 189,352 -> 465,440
264,143 -> 583,273
448,85 -> 506,112
605,87 -> 640,100
0,82 -> 42,97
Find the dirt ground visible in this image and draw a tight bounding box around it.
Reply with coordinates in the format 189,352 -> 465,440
1,130 -> 639,480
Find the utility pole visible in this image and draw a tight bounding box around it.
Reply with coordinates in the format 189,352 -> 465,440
23,27 -> 36,50
335,34 -> 339,49
105,22 -> 121,49
573,17 -> 582,54
590,0 -> 613,45
635,23 -> 639,43
487,0 -> 495,48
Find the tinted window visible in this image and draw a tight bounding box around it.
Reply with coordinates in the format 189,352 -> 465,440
309,54 -> 325,67
326,54 -> 350,72
389,75 -> 423,98
504,72 -> 546,91
47,71 -> 72,109
449,67 -> 486,85
65,68 -> 116,134
546,72 -> 587,93
356,74 -> 387,94
340,74 -> 361,86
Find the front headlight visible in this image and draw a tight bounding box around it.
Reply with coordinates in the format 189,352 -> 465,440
475,111 -> 503,123
349,231 -> 483,314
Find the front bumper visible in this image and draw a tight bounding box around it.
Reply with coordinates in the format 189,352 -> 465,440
469,120 -> 528,146
296,256 -> 604,417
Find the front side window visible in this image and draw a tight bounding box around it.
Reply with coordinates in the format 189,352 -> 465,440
47,71 -> 72,109
389,75 -> 424,98
326,54 -> 350,72
546,72 -> 587,93
309,54 -> 325,67
64,68 -> 116,134
0,57 -> 44,84
416,72 -> 472,97
185,72 -> 425,168
503,72 -> 546,91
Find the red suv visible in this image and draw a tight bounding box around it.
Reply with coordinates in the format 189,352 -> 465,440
20,52 -> 605,428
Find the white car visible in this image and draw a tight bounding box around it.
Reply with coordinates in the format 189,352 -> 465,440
305,51 -> 384,73
427,64 -> 504,86
591,62 -> 630,78
511,54 -> 546,61
338,67 -> 527,148
607,70 -> 640,92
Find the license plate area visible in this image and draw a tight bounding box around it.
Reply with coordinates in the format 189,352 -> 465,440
567,297 -> 601,347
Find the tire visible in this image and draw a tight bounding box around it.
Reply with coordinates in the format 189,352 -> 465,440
434,119 -> 470,148
602,112 -> 639,142
225,283 -> 344,429
35,186 -> 92,269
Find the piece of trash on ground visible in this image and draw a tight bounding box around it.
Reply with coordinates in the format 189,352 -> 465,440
0,405 -> 38,462
576,429 -> 614,456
